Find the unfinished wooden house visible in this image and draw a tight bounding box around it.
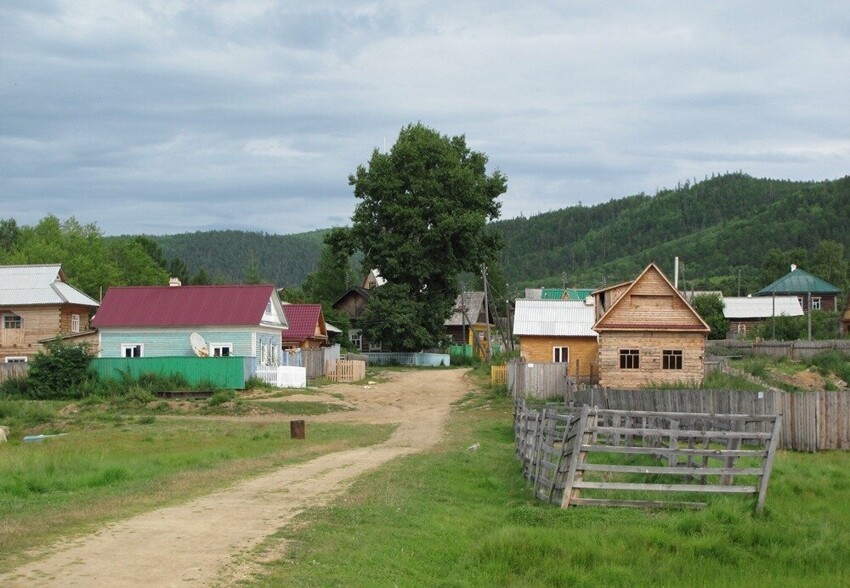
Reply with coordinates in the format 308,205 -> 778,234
593,263 -> 710,389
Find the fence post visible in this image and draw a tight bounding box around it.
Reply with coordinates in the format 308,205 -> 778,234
561,405 -> 591,509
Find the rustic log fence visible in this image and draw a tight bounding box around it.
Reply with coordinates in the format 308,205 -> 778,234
515,400 -> 781,512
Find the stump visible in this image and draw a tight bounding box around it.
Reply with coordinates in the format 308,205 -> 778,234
290,419 -> 305,440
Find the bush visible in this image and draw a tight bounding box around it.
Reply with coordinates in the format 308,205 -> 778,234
208,390 -> 236,406
25,339 -> 95,399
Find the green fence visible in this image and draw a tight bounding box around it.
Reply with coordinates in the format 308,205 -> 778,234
91,356 -> 248,390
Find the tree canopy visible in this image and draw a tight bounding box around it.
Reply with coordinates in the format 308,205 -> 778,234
336,123 -> 506,351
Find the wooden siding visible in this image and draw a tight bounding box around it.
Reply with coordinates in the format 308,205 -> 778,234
59,304 -> 93,333
0,305 -> 61,360
519,335 -> 598,377
598,331 -> 705,389
98,327 -> 273,358
600,270 -> 701,328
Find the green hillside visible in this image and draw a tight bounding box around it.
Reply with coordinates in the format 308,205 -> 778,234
494,173 -> 850,293
151,229 -> 329,287
142,173 -> 850,294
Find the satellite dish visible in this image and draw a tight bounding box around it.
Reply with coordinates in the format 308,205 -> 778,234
190,332 -> 209,357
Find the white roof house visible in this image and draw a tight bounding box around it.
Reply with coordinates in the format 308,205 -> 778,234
722,296 -> 804,319
0,264 -> 99,307
513,299 -> 597,337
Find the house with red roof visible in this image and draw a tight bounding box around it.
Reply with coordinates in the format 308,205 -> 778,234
91,284 -> 288,369
592,263 -> 710,389
281,304 -> 328,349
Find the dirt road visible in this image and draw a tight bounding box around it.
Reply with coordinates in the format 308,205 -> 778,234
2,368 -> 471,587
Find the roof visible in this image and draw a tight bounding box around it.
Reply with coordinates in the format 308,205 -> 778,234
593,263 -> 710,333
0,264 -> 99,307
445,291 -> 488,326
566,288 -> 595,301
757,268 -> 841,296
332,287 -> 371,307
722,296 -> 804,319
513,300 -> 597,337
92,285 -> 286,328
281,304 -> 327,343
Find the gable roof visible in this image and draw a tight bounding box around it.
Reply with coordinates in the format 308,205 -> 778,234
593,263 -> 710,333
513,300 -> 596,337
0,264 -> 99,307
281,304 -> 327,343
332,287 -> 371,308
445,291 -> 489,326
92,285 -> 286,328
756,268 -> 841,296
722,296 -> 804,319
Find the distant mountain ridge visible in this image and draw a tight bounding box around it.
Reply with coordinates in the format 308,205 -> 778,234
147,173 -> 850,293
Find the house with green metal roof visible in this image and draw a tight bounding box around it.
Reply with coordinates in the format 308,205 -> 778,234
755,265 -> 842,311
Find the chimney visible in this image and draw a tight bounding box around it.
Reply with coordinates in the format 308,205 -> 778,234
790,264 -> 797,272
168,277 -> 182,287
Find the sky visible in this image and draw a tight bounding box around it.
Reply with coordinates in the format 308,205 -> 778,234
2,1 -> 849,236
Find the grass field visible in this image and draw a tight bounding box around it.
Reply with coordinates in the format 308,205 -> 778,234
247,388 -> 850,587
0,403 -> 392,571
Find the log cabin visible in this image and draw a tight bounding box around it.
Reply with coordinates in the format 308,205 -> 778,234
593,263 -> 710,389
0,264 -> 100,363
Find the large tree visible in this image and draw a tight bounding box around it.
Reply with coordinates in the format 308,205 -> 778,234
338,123 -> 506,351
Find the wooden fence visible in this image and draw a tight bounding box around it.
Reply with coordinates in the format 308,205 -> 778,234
515,400 -> 781,512
0,362 -> 28,383
708,339 -> 850,360
491,365 -> 507,386
566,388 -> 850,452
324,359 -> 366,383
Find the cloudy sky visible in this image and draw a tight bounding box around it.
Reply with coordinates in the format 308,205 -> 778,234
2,1 -> 849,236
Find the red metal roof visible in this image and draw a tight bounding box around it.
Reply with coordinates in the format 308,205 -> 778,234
281,304 -> 325,344
92,285 -> 277,328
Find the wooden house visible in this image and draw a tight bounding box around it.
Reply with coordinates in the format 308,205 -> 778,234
513,299 -> 598,379
756,266 -> 841,311
91,284 -> 288,367
444,291 -> 494,345
0,264 -> 100,362
281,303 -> 328,349
722,296 -> 804,338
332,286 -> 373,351
593,263 -> 710,389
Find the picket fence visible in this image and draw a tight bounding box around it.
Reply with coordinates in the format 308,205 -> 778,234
325,359 -> 366,383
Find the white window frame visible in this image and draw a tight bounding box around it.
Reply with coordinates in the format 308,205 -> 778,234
3,313 -> 23,329
552,346 -> 569,363
210,343 -> 233,357
4,356 -> 27,363
368,341 -> 382,352
811,297 -> 821,310
71,313 -> 80,333
121,344 -> 144,358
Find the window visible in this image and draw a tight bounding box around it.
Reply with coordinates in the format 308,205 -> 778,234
552,346 -> 569,363
210,344 -> 233,357
121,344 -> 143,358
349,330 -> 363,351
619,349 -> 640,369
4,356 -> 27,363
662,350 -> 683,370
368,341 -> 382,352
3,313 -> 22,329
812,297 -> 821,310
71,314 -> 80,333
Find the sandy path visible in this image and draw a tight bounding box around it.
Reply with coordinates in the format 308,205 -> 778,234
2,368 -> 470,587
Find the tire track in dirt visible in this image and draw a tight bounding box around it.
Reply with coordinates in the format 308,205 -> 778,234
2,369 -> 471,587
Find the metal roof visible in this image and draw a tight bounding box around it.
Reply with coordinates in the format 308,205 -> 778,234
0,264 -> 99,307
722,296 -> 804,319
757,268 -> 840,296
513,300 -> 597,337
281,304 -> 326,343
92,285 -> 286,328
445,291 -> 488,326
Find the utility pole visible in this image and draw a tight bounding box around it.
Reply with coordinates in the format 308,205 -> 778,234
481,264 -> 492,362
807,291 -> 813,341
460,281 -> 467,359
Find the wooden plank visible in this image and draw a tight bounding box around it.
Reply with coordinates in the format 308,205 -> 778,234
757,414 -> 782,512
591,426 -> 773,441
570,498 -> 706,509
573,481 -> 758,494
560,405 -> 590,509
578,464 -> 764,476
583,445 -> 767,458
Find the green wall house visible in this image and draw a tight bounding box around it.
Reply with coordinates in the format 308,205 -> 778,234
91,283 -> 288,384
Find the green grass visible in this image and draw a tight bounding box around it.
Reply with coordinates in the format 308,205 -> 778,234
247,392 -> 850,587
0,413 -> 392,571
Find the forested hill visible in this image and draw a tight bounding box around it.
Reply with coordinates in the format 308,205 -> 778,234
494,173 -> 850,292
151,229 -> 327,287
144,173 -> 850,293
